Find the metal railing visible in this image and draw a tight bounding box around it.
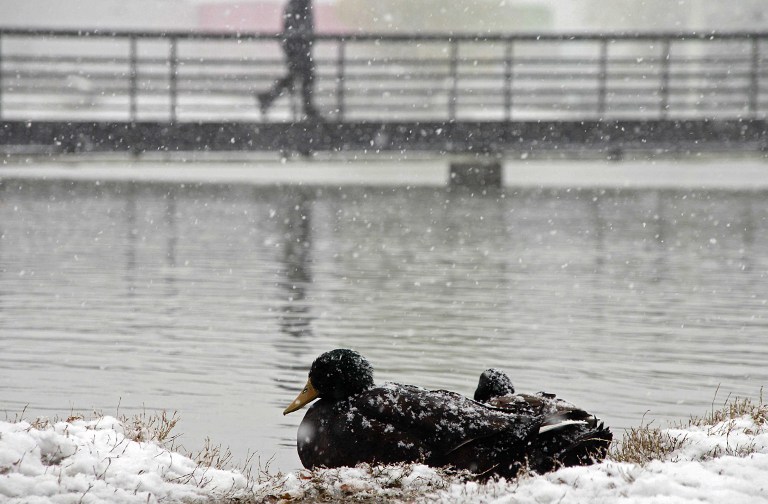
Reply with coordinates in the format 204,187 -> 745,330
0,28 -> 766,123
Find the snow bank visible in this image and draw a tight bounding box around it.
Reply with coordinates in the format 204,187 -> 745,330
434,413 -> 768,504
431,453 -> 768,503
0,416 -> 249,504
253,463 -> 456,502
3,411 -> 768,503
251,413 -> 768,503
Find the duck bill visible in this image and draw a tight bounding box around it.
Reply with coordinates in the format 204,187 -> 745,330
283,379 -> 319,415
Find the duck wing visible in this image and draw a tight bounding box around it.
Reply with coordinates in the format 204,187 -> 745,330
483,391 -> 612,472
354,383 -> 541,475
297,382 -> 542,475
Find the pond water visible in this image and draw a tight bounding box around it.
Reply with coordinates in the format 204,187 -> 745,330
1,175 -> 767,472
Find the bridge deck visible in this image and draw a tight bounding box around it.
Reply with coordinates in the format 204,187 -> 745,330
0,29 -> 766,154
2,120 -> 766,155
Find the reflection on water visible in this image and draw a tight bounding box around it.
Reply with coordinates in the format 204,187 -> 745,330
1,178 -> 767,471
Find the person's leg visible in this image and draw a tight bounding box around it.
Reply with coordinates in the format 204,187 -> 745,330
258,73 -> 293,113
301,69 -> 318,117
257,43 -> 300,114
298,57 -> 319,118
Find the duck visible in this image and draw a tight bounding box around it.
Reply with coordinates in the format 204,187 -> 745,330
475,368 -> 584,417
473,368 -> 613,472
283,349 -> 609,478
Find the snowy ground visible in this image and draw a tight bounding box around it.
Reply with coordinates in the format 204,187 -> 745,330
2,403 -> 767,503
0,416 -> 250,503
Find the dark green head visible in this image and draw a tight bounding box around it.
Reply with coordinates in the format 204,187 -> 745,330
474,368 -> 515,402
310,348 -> 375,399
284,349 -> 374,414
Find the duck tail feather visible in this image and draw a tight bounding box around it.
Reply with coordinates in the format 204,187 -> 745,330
538,419 -> 588,434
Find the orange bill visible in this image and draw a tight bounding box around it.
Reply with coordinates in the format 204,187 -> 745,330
283,378 -> 319,415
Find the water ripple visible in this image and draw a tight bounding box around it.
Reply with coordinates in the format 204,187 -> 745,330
1,180 -> 767,471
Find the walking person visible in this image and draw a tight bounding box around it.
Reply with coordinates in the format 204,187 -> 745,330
257,0 -> 320,120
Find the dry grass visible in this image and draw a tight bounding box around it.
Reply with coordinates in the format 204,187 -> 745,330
118,410 -> 266,494
687,391 -> 768,429
230,463 -> 462,504
122,409 -> 181,445
611,390 -> 767,465
610,418 -> 688,464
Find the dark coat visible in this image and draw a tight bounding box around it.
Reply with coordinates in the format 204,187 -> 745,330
282,0 -> 313,66
283,0 -> 313,34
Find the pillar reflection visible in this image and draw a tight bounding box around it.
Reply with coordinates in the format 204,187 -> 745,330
124,183 -> 137,300
740,196 -> 754,274
651,190 -> 668,284
276,188 -> 314,339
164,188 -> 179,312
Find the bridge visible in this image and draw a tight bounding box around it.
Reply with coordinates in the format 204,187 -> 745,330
0,28 -> 766,156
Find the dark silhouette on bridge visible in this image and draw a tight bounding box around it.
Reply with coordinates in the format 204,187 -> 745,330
0,28 -> 766,155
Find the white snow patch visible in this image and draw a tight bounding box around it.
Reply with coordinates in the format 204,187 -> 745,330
429,413 -> 768,504
252,462 -> 453,502
0,416 -> 249,504
662,415 -> 768,460
432,453 -> 768,504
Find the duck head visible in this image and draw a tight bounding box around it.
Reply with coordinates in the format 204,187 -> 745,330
474,368 -> 515,402
284,349 -> 375,415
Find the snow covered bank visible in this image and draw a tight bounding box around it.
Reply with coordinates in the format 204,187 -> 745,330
2,399 -> 767,503
0,415 -> 249,503
430,409 -> 768,504
251,398 -> 768,503
433,453 -> 768,503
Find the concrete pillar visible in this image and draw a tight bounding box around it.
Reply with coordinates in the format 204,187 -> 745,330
449,160 -> 502,189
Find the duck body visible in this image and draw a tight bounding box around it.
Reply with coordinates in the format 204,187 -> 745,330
474,369 -> 613,472
298,381 -> 540,476
284,350 -> 609,478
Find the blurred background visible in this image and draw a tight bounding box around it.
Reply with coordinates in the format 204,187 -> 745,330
1,0 -> 767,476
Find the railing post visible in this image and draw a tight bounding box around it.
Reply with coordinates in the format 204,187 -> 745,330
504,39 -> 513,121
597,38 -> 609,117
449,39 -> 458,121
169,36 -> 178,122
749,36 -> 759,118
336,38 -> 346,122
129,35 -> 138,122
660,38 -> 671,119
